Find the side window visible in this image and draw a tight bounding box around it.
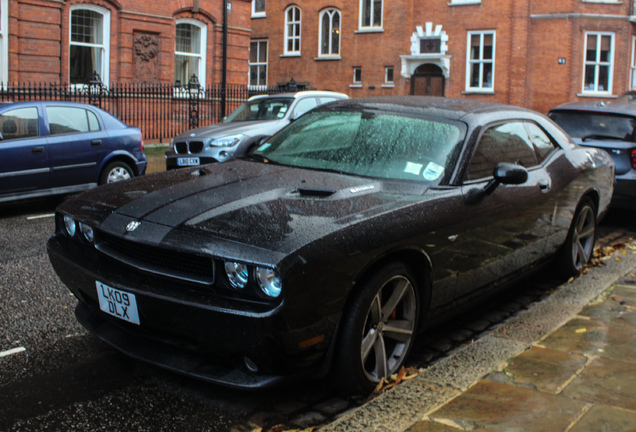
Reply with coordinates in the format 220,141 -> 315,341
292,98 -> 318,118
466,121 -> 538,181
47,107 -> 92,135
525,122 -> 557,163
87,111 -> 101,131
0,108 -> 39,140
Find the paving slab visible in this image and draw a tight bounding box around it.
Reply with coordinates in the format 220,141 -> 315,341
569,405 -> 636,432
426,381 -> 587,432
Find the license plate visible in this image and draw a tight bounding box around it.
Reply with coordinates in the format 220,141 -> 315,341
96,281 -> 140,325
177,157 -> 200,166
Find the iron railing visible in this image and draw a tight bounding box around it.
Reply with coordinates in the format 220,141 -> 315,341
0,76 -> 299,141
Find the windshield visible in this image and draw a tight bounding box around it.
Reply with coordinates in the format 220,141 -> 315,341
549,110 -> 636,142
224,97 -> 294,122
252,109 -> 466,184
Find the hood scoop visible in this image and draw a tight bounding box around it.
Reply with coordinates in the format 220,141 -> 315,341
291,188 -> 336,198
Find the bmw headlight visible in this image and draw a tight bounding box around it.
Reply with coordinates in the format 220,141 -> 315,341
256,267 -> 282,298
209,134 -> 244,147
225,261 -> 249,289
63,216 -> 76,237
79,223 -> 94,243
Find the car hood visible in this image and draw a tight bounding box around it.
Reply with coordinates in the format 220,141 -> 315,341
61,160 -> 429,257
174,120 -> 286,140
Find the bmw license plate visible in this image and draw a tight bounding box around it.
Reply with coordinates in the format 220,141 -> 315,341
177,157 -> 200,166
96,281 -> 140,325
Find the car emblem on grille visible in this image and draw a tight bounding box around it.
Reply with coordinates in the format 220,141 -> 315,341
126,221 -> 141,232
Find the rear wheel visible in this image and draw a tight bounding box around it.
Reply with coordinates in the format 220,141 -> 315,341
560,197 -> 597,276
335,262 -> 419,394
100,161 -> 133,185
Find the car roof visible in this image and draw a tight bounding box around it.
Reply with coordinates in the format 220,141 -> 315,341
0,100 -> 103,110
314,96 -> 534,121
248,90 -> 349,101
549,100 -> 636,116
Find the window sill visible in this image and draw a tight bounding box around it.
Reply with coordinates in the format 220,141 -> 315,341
577,92 -> 618,98
281,53 -> 301,58
462,89 -> 494,95
448,0 -> 481,5
382,84 -> 395,88
582,0 -> 621,3
314,56 -> 342,61
349,84 -> 363,88
251,13 -> 266,19
355,28 -> 384,34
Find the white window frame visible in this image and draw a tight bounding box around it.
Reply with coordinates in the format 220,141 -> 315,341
69,4 -> 110,87
465,30 -> 495,93
0,0 -> 8,84
284,6 -> 301,56
252,0 -> 266,18
631,36 -> 636,90
385,66 -> 394,85
582,32 -> 615,96
358,0 -> 383,30
174,19 -> 207,89
318,9 -> 341,58
249,39 -> 268,88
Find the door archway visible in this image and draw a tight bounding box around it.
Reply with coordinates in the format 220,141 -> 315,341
411,64 -> 445,96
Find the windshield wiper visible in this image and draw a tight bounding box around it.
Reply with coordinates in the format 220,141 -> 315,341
581,134 -> 630,142
244,153 -> 280,165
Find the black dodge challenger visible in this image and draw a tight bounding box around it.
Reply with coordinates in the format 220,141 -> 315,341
47,97 -> 614,393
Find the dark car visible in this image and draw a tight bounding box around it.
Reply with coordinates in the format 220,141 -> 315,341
47,97 -> 614,394
549,101 -> 635,209
165,91 -> 348,169
0,101 -> 146,203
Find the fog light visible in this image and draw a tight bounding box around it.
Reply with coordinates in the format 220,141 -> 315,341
79,223 -> 94,243
256,267 -> 282,298
243,356 -> 258,373
63,216 -> 76,237
218,150 -> 230,162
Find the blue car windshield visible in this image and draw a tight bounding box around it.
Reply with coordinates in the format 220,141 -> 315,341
224,97 -> 295,122
253,109 -> 466,184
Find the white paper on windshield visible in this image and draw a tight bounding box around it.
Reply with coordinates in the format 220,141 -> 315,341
404,162 -> 423,176
423,162 -> 444,181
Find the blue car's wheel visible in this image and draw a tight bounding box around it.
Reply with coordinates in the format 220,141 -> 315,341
100,161 -> 133,185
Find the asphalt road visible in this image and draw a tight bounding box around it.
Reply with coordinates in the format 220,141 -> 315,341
1,196 -> 634,432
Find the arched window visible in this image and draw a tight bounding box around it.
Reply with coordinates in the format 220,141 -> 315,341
284,6 -> 301,55
319,9 -> 340,57
175,20 -> 207,88
69,5 -> 110,85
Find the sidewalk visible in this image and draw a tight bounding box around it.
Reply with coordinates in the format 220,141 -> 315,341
323,249 -> 636,432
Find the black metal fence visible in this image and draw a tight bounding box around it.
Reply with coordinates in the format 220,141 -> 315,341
0,77 -> 293,142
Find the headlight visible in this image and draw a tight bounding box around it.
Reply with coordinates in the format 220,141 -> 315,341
209,134 -> 244,147
63,216 -> 76,237
168,138 -> 174,150
79,223 -> 94,243
256,267 -> 282,298
225,261 -> 249,289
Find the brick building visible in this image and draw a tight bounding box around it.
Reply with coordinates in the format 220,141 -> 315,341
0,0 -> 252,88
250,0 -> 636,113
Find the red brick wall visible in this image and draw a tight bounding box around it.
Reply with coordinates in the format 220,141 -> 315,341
252,0 -> 636,113
7,0 -> 251,85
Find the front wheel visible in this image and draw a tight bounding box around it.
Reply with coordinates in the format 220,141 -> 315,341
334,262 -> 419,394
100,161 -> 133,185
559,197 -> 597,276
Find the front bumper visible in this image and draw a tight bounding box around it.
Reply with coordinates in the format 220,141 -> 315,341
46,236 -> 330,389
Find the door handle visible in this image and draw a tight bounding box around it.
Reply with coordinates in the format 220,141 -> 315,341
538,179 -> 551,193
32,146 -> 44,154
91,140 -> 102,147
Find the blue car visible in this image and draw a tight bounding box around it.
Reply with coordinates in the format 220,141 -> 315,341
0,101 -> 147,203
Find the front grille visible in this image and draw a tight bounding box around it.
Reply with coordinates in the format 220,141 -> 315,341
175,142 -> 188,154
95,231 -> 215,285
189,141 -> 204,153
174,141 -> 204,154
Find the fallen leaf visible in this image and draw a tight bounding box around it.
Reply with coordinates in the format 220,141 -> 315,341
575,328 -> 587,334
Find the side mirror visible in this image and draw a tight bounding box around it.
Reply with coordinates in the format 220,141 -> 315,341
0,131 -> 3,141
493,162 -> 528,185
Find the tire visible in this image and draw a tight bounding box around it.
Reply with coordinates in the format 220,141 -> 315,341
334,262 -> 419,395
559,197 -> 597,277
100,161 -> 133,185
